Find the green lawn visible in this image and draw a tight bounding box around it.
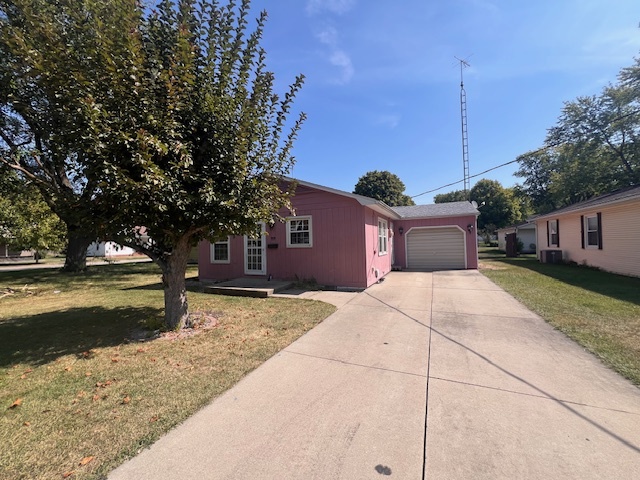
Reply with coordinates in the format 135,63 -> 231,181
479,249 -> 640,386
0,263 -> 335,479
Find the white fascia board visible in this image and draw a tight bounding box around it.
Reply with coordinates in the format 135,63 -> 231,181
530,194 -> 640,222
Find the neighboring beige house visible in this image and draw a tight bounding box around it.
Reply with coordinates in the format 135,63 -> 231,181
530,185 -> 640,278
496,222 -> 536,253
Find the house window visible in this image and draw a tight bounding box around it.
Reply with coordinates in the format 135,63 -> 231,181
378,218 -> 388,255
286,216 -> 312,248
210,237 -> 230,263
548,220 -> 558,247
585,215 -> 599,248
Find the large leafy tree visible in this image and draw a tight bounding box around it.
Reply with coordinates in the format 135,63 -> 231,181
353,170 -> 415,206
469,179 -> 523,231
0,0 -> 145,271
1,0 -> 305,329
433,189 -> 467,203
516,56 -> 640,212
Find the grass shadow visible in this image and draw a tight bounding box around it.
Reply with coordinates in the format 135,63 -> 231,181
488,256 -> 640,307
0,306 -> 163,367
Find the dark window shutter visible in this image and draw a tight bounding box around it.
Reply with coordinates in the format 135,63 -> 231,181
546,221 -> 550,247
556,219 -> 560,248
597,212 -> 603,250
580,215 -> 585,249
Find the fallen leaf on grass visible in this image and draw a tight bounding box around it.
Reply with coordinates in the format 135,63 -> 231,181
79,456 -> 94,466
85,372 -> 92,377
122,396 -> 131,405
64,366 -> 72,372
23,421 -> 31,426
149,415 -> 159,422
20,368 -> 33,379
8,398 -> 22,409
111,357 -> 119,363
63,471 -> 75,478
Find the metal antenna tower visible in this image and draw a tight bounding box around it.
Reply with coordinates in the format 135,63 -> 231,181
455,56 -> 471,200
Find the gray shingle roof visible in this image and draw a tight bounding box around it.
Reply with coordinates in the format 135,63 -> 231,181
533,185 -> 640,220
391,201 -> 479,218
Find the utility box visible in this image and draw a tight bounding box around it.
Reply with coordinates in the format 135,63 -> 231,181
540,249 -> 563,264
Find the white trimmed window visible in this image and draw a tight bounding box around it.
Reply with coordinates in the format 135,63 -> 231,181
378,218 -> 388,255
286,216 -> 312,248
585,215 -> 599,248
210,237 -> 230,263
548,219 -> 558,247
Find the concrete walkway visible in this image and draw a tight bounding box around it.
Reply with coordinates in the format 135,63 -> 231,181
109,271 -> 640,479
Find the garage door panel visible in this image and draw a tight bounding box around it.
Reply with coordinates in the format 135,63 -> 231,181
406,227 -> 465,270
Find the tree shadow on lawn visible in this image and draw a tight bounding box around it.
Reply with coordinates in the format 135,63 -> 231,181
0,306 -> 163,367
490,257 -> 640,307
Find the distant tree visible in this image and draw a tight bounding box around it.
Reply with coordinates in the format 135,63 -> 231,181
469,179 -> 522,231
1,0 -> 305,330
516,56 -> 640,212
433,189 -> 467,203
353,170 -> 415,206
0,169 -> 66,261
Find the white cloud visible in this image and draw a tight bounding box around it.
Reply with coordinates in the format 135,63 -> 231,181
329,50 -> 354,84
306,0 -> 356,16
374,114 -> 401,129
316,26 -> 338,47
314,26 -> 354,84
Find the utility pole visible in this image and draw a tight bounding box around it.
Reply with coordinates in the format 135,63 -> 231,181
455,56 -> 471,200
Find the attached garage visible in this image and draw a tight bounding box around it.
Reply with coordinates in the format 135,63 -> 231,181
405,226 -> 466,270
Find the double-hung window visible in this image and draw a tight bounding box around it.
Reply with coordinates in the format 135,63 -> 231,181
210,237 -> 230,263
287,216 -> 312,248
548,220 -> 559,247
378,218 -> 388,255
585,214 -> 600,248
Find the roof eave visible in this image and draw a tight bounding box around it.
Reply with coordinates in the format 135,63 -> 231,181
397,211 -> 480,220
530,194 -> 640,222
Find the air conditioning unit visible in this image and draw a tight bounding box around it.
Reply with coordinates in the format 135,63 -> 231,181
540,249 -> 563,264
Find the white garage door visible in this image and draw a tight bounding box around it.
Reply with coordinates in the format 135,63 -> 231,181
406,227 -> 466,270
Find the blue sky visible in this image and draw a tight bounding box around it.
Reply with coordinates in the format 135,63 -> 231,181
249,0 -> 640,203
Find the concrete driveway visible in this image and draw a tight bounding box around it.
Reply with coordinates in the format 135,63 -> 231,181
109,271 -> 640,479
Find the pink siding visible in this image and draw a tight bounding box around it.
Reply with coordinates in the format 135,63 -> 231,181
393,216 -> 479,269
198,182 -> 479,288
199,185 -> 369,288
535,198 -> 640,278
364,210 -> 394,287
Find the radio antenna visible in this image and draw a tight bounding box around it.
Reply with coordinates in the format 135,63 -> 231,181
454,55 -> 471,200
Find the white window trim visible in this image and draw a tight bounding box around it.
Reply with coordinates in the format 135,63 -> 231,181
286,216 -> 313,248
210,237 -> 231,264
378,217 -> 388,256
548,219 -> 559,248
585,215 -> 599,249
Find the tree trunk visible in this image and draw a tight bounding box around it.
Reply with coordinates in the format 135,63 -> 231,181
160,238 -> 192,330
62,229 -> 92,272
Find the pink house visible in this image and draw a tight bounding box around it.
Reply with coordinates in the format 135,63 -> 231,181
198,179 -> 479,290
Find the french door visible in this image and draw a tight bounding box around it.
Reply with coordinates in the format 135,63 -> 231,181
244,222 -> 266,275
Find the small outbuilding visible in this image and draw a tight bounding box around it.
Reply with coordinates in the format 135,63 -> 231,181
496,222 -> 537,253
198,179 -> 479,290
